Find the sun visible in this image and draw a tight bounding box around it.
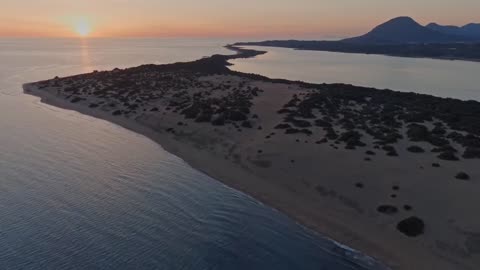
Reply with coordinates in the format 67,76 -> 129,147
73,18 -> 92,37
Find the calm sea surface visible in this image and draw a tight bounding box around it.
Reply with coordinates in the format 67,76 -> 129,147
230,46 -> 480,101
0,38 -> 385,269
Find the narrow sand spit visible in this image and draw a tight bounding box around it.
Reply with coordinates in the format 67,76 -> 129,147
24,47 -> 480,270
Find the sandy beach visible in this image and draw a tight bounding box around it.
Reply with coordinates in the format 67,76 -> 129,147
23,47 -> 480,270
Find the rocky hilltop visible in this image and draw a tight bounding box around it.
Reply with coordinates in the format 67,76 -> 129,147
235,16 -> 480,61
343,16 -> 474,44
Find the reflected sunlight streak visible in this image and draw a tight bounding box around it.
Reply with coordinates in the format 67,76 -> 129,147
80,39 -> 92,73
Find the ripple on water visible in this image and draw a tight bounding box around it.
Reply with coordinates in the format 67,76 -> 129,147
0,38 -> 387,270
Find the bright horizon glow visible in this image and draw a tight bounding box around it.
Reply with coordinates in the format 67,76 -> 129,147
1,0 -> 480,39
73,18 -> 92,37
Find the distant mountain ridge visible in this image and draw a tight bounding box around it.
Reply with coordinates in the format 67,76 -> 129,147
426,22 -> 480,40
342,16 -> 479,44
234,16 -> 480,62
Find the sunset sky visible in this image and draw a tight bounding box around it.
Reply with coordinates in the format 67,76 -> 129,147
2,0 -> 479,38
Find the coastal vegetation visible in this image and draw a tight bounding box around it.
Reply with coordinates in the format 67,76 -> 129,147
24,46 -> 480,270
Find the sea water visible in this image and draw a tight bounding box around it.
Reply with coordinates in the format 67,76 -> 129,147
0,38 -> 385,269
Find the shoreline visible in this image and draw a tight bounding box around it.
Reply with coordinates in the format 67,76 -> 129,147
293,48 -> 480,63
24,86 -> 387,269
23,46 -> 480,270
234,42 -> 480,63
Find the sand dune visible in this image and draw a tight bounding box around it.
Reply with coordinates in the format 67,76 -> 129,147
23,47 -> 480,270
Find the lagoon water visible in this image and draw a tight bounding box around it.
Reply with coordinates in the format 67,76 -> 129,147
230,46 -> 480,101
0,38 -> 385,269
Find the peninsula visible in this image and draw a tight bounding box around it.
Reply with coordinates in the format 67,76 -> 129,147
24,46 -> 480,270
235,17 -> 480,62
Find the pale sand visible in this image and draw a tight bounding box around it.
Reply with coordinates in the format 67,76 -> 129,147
23,69 -> 480,270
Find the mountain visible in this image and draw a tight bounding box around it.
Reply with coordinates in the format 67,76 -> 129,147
427,22 -> 480,40
343,16 -> 472,44
426,23 -> 463,36
463,23 -> 480,36
234,16 -> 480,62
